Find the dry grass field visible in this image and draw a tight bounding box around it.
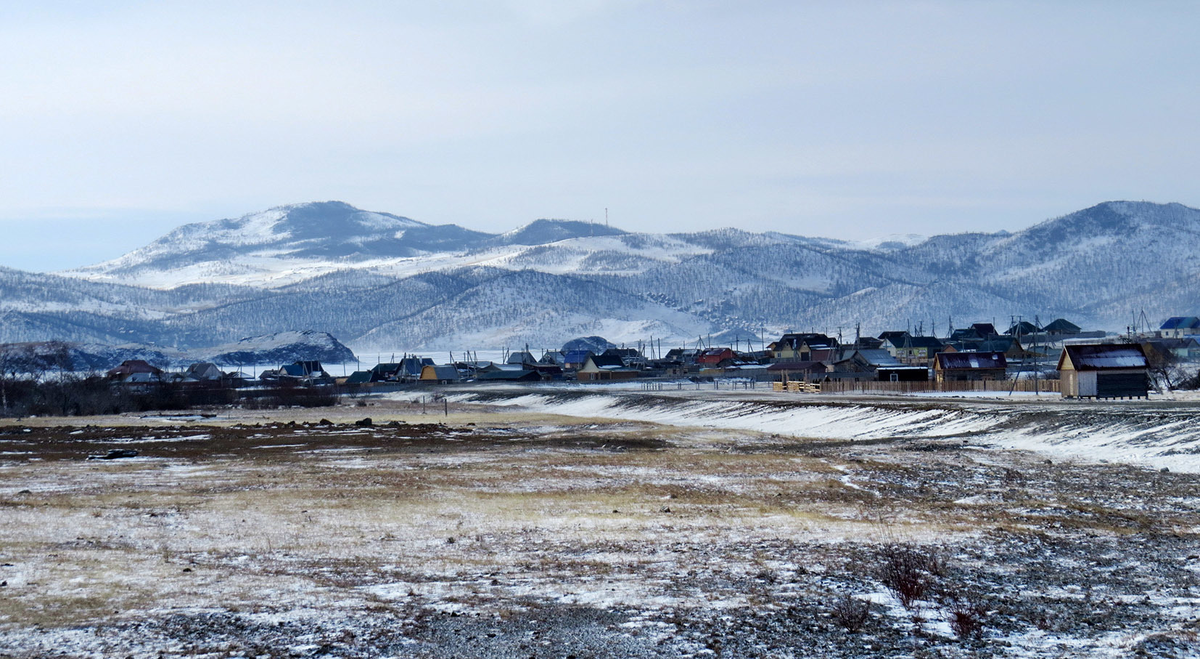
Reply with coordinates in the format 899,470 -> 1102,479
1,393 -> 1199,657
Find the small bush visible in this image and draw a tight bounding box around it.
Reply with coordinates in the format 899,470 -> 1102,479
878,543 -> 938,609
831,593 -> 870,632
947,600 -> 986,638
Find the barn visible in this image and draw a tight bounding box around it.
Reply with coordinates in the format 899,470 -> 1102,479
1057,344 -> 1149,399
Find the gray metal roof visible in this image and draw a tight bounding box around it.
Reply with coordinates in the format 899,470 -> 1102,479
1062,344 -> 1148,370
936,352 -> 1007,370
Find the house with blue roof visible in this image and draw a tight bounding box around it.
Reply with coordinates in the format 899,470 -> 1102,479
1160,316 -> 1200,339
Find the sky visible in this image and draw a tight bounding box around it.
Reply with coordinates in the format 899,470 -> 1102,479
1,1 -> 1198,272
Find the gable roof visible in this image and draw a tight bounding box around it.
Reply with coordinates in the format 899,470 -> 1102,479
1059,344 -> 1148,371
969,323 -> 998,337
585,354 -> 625,368
776,333 -> 837,350
1006,321 -> 1039,336
885,335 -> 943,350
507,351 -> 537,365
423,365 -> 461,380
184,362 -> 224,380
936,352 -> 1007,370
563,350 -> 594,364
1160,316 -> 1200,330
850,349 -> 904,367
1043,318 -> 1082,333
977,337 -> 1021,353
106,360 -> 163,378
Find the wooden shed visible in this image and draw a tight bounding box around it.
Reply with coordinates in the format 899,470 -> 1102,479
1057,344 -> 1149,399
934,351 -> 1007,382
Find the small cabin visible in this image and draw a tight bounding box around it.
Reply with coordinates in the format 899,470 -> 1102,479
1057,344 -> 1149,399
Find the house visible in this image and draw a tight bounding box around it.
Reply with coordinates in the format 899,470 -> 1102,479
475,368 -> 541,382
934,352 -> 1007,382
663,348 -> 701,367
222,371 -> 253,387
182,362 -> 224,382
369,363 -> 403,382
539,351 -> 566,366
949,328 -> 984,343
1057,344 -> 1149,399
772,333 -> 838,362
1042,318 -> 1082,336
970,323 -> 998,338
1159,317 -> 1200,339
833,349 -> 928,381
506,351 -> 537,366
695,348 -> 736,368
344,370 -> 373,385
1006,321 -> 1039,336
577,355 -> 639,382
1140,338 -> 1200,363
881,335 -> 943,362
400,356 -> 434,379
877,331 -> 910,345
420,365 -> 462,383
644,359 -> 686,378
975,337 -> 1028,363
603,347 -> 647,369
766,360 -> 828,382
852,336 -> 884,350
529,363 -> 565,380
106,360 -> 163,382
562,350 -> 595,370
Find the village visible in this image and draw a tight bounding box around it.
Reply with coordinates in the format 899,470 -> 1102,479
96,315 -> 1200,403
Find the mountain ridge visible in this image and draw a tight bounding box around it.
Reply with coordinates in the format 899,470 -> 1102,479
0,199 -> 1194,351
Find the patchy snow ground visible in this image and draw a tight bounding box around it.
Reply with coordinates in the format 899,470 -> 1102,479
0,395 -> 1198,657
433,386 -> 1200,473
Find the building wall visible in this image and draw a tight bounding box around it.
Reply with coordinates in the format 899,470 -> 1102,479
1061,370 -> 1079,397
1077,370 -> 1098,397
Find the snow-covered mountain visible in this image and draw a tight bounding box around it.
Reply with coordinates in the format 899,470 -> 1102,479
1,200 -> 1197,352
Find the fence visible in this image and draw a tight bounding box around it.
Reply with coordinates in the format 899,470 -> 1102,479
809,378 -> 1060,395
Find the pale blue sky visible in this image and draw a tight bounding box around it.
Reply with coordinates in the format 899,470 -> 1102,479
2,1 -> 1198,271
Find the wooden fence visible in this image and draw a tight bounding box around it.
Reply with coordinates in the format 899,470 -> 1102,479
802,379 -> 1060,395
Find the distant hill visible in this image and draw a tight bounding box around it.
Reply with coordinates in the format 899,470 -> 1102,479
0,200 -> 1195,352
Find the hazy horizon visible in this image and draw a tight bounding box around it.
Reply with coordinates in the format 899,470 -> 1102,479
3,1 -> 1198,272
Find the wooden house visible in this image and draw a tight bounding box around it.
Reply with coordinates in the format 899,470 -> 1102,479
577,355 -> 639,382
772,333 -> 838,362
420,365 -> 462,383
1057,344 -> 1149,399
881,335 -> 943,363
934,352 -> 1007,382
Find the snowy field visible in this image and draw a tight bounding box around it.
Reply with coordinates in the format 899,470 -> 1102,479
435,385 -> 1200,473
0,390 -> 1198,657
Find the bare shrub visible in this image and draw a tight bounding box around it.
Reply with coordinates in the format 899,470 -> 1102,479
831,593 -> 870,632
878,543 -> 937,609
947,600 -> 986,638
